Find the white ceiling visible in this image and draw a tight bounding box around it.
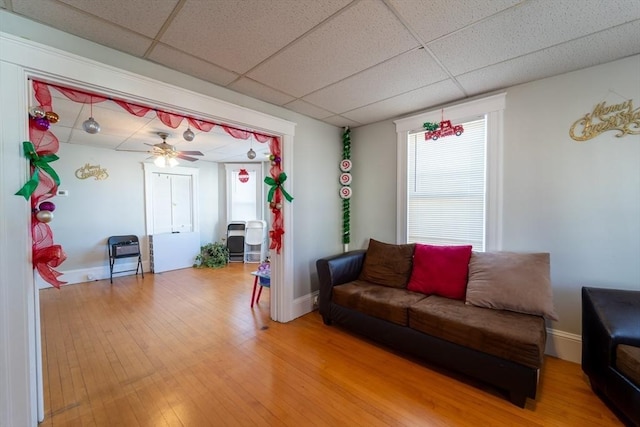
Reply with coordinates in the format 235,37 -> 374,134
3,0 -> 640,163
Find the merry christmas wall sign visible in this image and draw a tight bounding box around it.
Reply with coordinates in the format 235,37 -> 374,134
569,98 -> 640,142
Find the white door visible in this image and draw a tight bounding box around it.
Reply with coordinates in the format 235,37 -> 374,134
152,172 -> 194,233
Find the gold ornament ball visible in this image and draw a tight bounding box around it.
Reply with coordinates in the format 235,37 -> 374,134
36,210 -> 54,223
275,203 -> 282,210
45,111 -> 60,124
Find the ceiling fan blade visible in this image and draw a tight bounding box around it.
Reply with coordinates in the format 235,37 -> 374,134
117,148 -> 151,153
178,150 -> 204,156
177,154 -> 199,162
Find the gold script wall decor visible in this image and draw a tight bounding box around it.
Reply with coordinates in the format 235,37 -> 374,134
75,163 -> 109,180
570,98 -> 640,142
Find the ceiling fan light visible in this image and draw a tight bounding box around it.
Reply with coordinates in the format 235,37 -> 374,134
154,156 -> 167,167
247,148 -> 256,159
82,117 -> 101,134
183,127 -> 195,142
168,157 -> 179,167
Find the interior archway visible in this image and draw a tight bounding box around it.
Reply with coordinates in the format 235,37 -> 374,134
0,32 -> 295,423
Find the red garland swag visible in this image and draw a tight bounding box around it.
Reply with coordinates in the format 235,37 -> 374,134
28,80 -> 290,287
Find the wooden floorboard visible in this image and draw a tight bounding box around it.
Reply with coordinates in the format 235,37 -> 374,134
39,263 -> 623,426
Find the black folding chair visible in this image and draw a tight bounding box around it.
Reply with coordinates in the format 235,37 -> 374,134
108,235 -> 143,284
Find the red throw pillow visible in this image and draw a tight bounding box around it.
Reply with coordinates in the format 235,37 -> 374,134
407,244 -> 473,300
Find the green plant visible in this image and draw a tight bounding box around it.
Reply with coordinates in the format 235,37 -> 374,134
193,242 -> 229,269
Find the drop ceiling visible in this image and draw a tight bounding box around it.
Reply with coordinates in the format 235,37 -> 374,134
3,0 -> 640,163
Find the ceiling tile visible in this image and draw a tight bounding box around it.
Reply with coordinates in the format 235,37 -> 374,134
322,115 -> 363,128
387,0 -> 521,42
430,0 -> 640,76
67,128 -> 124,149
228,78 -> 296,106
457,19 -> 640,96
58,0 -> 179,38
147,44 -> 239,87
303,48 -> 448,113
12,0 -> 153,56
160,0 -> 351,74
342,79 -> 464,124
284,100 -> 334,120
248,0 -> 419,97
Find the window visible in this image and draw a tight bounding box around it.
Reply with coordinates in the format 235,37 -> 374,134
408,117 -> 486,250
395,93 -> 505,251
225,163 -> 264,223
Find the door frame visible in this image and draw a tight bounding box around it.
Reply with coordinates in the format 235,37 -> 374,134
0,31 -> 296,425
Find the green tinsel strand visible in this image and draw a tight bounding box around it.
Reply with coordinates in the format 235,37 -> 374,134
342,127 -> 351,245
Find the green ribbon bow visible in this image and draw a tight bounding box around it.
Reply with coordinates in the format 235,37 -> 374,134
15,141 -> 61,200
264,172 -> 294,203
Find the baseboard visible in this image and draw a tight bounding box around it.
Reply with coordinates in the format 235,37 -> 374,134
36,260 -> 150,289
292,291 -> 318,320
545,328 -> 582,364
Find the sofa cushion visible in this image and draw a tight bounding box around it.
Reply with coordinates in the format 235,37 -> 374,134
407,244 -> 472,300
332,280 -> 427,326
409,295 -> 546,368
616,344 -> 640,387
465,251 -> 559,321
358,239 -> 415,288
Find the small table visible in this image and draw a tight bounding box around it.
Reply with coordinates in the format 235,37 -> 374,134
250,270 -> 270,307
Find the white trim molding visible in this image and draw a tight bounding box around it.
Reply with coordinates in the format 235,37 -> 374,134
394,93 -> 506,249
545,328 -> 582,364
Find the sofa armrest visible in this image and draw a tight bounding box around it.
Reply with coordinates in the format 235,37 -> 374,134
316,250 -> 366,318
582,287 -> 640,382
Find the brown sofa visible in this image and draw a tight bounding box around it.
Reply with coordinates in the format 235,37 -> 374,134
317,242 -> 556,407
582,287 -> 640,426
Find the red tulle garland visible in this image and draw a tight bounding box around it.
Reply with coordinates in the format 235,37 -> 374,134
31,80 -> 288,257
268,137 -> 284,253
31,81 -> 67,288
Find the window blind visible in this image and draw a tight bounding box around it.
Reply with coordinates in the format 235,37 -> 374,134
407,117 -> 486,250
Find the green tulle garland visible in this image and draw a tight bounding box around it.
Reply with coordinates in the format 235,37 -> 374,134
342,127 -> 351,245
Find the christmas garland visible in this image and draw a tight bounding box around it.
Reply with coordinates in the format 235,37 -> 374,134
340,127 -> 352,247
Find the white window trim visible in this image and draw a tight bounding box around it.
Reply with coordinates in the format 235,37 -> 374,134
224,162 -> 265,224
394,93 -> 506,251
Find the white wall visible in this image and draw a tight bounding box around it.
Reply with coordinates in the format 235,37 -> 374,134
352,55 -> 640,340
502,54 -> 640,334
47,143 -> 218,281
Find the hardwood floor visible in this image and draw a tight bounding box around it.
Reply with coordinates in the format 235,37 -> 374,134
39,263 -> 623,426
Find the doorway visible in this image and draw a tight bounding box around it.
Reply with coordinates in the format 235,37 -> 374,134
0,33 -> 296,424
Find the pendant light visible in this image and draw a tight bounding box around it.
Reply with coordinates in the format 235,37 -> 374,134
82,97 -> 101,134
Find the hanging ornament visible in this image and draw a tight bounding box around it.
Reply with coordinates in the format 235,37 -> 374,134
247,148 -> 256,159
33,117 -> 50,131
45,111 -> 60,124
238,168 -> 249,183
339,186 -> 352,199
36,210 -> 54,223
29,106 -> 46,118
423,111 -> 464,141
39,201 -> 56,212
82,97 -> 101,134
340,159 -> 352,172
183,127 -> 195,142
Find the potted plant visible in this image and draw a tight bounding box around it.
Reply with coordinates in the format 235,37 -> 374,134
193,242 -> 229,269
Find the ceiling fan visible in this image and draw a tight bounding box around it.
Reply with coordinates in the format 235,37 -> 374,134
147,131 -> 203,167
